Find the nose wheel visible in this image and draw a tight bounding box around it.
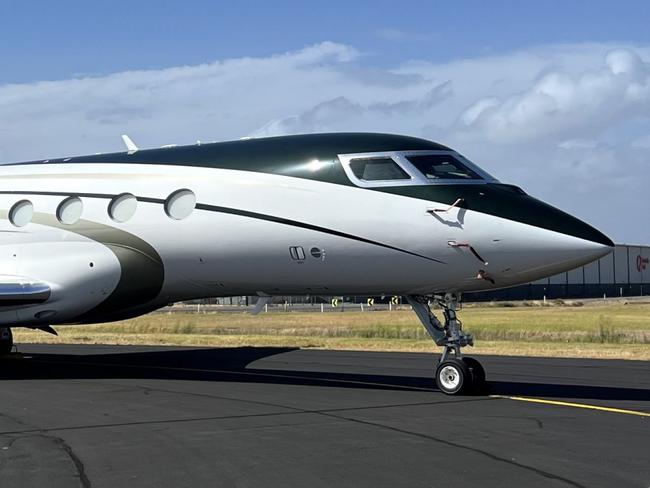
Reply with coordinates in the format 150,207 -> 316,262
436,359 -> 469,394
0,327 -> 13,356
435,357 -> 486,395
407,293 -> 486,395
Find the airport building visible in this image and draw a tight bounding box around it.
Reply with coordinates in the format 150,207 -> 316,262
469,244 -> 650,301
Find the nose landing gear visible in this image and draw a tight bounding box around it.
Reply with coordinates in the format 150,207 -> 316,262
0,327 -> 14,356
406,293 -> 485,395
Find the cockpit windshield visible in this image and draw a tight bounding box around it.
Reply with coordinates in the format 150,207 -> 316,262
406,154 -> 482,180
338,150 -> 497,188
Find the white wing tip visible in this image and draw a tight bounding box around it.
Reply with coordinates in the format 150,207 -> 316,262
121,134 -> 139,153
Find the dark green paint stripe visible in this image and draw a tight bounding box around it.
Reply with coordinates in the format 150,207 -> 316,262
30,214 -> 166,324
0,190 -> 161,202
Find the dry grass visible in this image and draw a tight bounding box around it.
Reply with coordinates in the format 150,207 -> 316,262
11,331 -> 650,360
12,302 -> 650,360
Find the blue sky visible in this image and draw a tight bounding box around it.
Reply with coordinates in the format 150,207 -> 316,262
2,0 -> 649,83
1,1 -> 650,243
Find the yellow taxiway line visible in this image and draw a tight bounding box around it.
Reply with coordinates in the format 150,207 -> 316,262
491,395 -> 650,417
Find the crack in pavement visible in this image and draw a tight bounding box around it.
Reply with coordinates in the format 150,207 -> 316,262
113,385 -> 577,487
129,381 -> 495,413
0,433 -> 91,488
317,411 -> 588,488
0,392 -> 576,487
0,396 -> 496,436
0,409 -> 32,428
50,435 -> 92,488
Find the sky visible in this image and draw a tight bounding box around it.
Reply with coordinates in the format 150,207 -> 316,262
1,1 -> 649,243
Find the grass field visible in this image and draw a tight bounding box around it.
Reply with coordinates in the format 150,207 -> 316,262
13,301 -> 650,360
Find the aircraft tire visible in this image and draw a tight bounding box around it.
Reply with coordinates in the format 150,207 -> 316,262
436,358 -> 471,395
462,357 -> 486,393
0,327 -> 13,356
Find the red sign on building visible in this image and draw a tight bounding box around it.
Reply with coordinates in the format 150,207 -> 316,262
637,255 -> 649,272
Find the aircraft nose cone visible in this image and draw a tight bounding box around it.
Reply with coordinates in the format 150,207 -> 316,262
521,195 -> 614,249
506,200 -> 614,281
488,185 -> 614,249
569,233 -> 613,263
530,229 -> 613,281
495,223 -> 613,285
523,195 -> 614,272
476,185 -> 615,280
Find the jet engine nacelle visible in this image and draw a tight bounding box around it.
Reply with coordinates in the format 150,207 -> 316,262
0,241 -> 121,326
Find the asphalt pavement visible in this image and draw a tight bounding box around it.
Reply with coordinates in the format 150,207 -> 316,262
1,345 -> 648,488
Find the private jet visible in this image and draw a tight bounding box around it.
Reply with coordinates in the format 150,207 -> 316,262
0,133 -> 613,394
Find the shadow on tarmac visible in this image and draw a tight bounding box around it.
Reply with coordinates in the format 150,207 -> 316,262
1,347 -> 649,402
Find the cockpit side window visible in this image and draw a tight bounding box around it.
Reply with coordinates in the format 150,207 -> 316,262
349,157 -> 411,181
406,154 -> 482,180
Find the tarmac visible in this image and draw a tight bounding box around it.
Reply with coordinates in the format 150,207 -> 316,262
1,344 -> 648,488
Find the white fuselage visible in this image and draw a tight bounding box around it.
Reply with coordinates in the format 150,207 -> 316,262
0,157 -> 611,328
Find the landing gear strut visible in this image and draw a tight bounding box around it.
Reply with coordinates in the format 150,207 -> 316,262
0,327 -> 13,356
407,293 -> 485,395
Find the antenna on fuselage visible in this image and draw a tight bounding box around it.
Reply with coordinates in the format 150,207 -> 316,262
121,134 -> 139,154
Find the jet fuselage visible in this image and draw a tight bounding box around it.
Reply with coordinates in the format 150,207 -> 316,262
0,133 -> 613,326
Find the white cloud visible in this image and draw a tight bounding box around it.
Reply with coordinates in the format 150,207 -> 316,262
458,48 -> 650,143
1,41 -> 649,243
0,41 -> 360,159
252,81 -> 452,137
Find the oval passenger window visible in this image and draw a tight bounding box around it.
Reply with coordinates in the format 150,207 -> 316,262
165,189 -> 196,220
57,196 -> 83,225
109,193 -> 138,223
9,200 -> 34,227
